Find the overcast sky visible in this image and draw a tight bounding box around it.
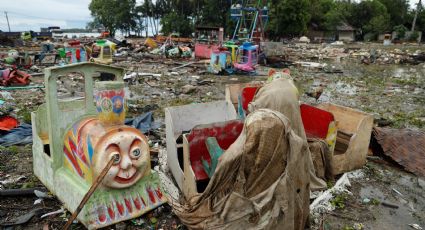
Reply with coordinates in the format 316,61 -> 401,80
0,0 -> 421,32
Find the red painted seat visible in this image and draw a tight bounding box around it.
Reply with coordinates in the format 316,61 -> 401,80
241,87 -> 258,111
300,104 -> 335,139
239,86 -> 335,139
186,120 -> 244,180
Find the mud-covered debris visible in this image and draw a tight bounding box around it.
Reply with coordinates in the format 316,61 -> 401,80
1,208 -> 45,226
181,84 -> 197,94
371,127 -> 425,177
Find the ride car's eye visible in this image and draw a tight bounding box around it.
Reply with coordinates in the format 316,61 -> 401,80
131,148 -> 141,158
112,153 -> 121,164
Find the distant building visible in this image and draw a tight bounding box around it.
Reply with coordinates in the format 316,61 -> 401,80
307,22 -> 356,42
336,23 -> 355,42
307,23 -> 326,42
48,26 -> 61,32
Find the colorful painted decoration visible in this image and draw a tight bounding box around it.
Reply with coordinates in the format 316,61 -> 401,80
62,81 -> 166,228
95,81 -> 126,125
86,174 -> 166,228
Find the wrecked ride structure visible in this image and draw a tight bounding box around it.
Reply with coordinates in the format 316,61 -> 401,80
166,76 -> 312,229
62,40 -> 88,64
88,40 -> 115,64
208,47 -> 234,74
316,103 -> 373,175
225,78 -> 374,176
194,26 -> 224,59
230,0 -> 268,44
209,42 -> 259,75
0,67 -> 31,86
31,63 -> 165,229
165,101 -> 239,198
233,42 -> 259,73
223,41 -> 240,63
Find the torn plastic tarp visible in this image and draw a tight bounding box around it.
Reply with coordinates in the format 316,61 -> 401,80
125,111 -> 160,134
0,123 -> 32,147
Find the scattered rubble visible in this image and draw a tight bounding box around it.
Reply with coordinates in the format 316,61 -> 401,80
0,36 -> 424,229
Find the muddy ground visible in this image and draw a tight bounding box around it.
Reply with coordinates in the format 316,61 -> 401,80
317,161 -> 425,230
0,42 -> 424,229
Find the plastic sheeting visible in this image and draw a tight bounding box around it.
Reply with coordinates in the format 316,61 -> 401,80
125,111 -> 160,134
0,123 -> 32,147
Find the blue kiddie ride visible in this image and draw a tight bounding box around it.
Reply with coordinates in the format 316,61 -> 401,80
208,47 -> 234,74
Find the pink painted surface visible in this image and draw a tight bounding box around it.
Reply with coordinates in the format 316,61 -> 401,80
195,43 -> 220,59
234,62 -> 255,72
186,120 -> 244,180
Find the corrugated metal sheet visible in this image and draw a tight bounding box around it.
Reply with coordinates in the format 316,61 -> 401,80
372,127 -> 425,177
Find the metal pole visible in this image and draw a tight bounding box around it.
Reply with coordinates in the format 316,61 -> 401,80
5,11 -> 11,32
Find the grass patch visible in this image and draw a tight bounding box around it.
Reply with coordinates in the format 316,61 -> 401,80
17,107 -> 32,124
167,98 -> 194,107
5,146 -> 19,154
392,77 -> 419,85
363,163 -> 384,180
21,175 -> 40,189
391,111 -> 425,129
371,198 -> 380,205
330,192 -> 349,209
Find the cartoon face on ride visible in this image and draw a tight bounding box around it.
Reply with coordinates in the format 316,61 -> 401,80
92,130 -> 150,188
63,119 -> 151,189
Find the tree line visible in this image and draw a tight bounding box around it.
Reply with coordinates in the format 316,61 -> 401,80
88,0 -> 423,41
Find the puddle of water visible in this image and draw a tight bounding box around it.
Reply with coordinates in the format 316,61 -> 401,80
356,180 -> 424,229
359,185 -> 386,200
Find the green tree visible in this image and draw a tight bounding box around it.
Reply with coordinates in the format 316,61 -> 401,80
197,0 -> 230,29
309,0 -> 336,29
348,0 -> 390,39
137,1 -> 154,35
378,0 -> 409,28
268,0 -> 311,38
160,11 -> 194,37
89,0 -> 137,36
116,0 -> 137,35
158,0 -> 196,36
322,2 -> 349,31
408,30 -> 419,41
393,24 -> 408,39
364,14 -> 390,35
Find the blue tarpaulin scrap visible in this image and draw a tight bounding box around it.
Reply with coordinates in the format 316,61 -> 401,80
0,123 -> 32,147
0,112 -> 159,147
125,111 -> 160,134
